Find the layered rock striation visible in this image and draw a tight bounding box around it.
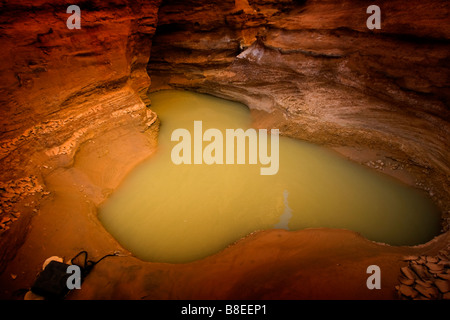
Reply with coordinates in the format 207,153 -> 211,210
0,0 -> 449,300
148,0 -> 450,224
0,0 -> 161,271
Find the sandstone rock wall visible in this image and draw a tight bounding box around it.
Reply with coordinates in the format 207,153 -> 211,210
0,0 -> 161,269
148,0 -> 450,218
0,0 -> 449,299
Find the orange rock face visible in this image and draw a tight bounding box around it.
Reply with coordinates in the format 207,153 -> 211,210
0,0 -> 161,277
1,0 -> 159,135
149,0 -> 450,222
0,0 -> 449,300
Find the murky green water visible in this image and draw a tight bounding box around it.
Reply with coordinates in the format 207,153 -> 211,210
98,90 -> 441,263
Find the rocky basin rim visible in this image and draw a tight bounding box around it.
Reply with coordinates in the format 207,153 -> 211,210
0,0 -> 449,300
0,96 -> 448,300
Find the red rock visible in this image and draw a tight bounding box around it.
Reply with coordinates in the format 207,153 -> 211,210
399,277 -> 414,286
401,266 -> 416,280
398,284 -> 418,299
0,0 -> 449,302
415,284 -> 439,299
434,279 -> 450,293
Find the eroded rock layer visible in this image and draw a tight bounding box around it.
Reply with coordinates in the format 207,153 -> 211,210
0,0 -> 161,271
0,0 -> 449,300
148,0 -> 450,223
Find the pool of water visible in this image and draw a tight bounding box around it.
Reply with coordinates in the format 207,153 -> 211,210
98,90 -> 441,263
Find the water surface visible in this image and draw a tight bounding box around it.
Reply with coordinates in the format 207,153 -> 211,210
98,90 -> 441,263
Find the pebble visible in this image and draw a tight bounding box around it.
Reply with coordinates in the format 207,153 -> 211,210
403,255 -> 418,261
399,277 -> 414,286
411,264 -> 429,279
426,263 -> 444,271
398,284 -> 418,298
0,217 -> 11,224
396,251 -> 450,300
416,256 -> 427,264
415,284 -> 439,299
434,279 -> 450,293
438,273 -> 450,281
429,268 -> 442,274
415,279 -> 433,288
401,266 -> 416,280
